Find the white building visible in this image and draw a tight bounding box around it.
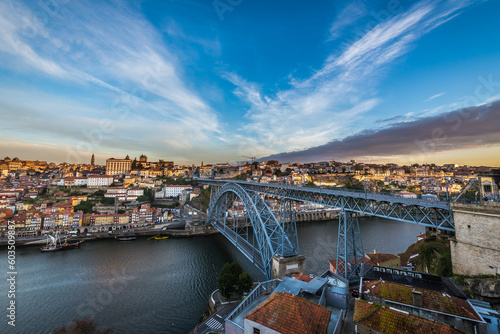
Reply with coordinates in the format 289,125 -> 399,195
104,187 -> 144,201
164,185 -> 193,198
87,175 -> 113,188
74,177 -> 88,186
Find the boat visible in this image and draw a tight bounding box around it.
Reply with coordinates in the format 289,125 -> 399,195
40,234 -> 63,252
41,234 -> 83,252
115,236 -> 137,241
60,238 -> 83,250
148,235 -> 169,240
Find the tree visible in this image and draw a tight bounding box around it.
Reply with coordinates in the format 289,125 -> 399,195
217,261 -> 253,298
218,262 -> 242,298
93,189 -> 105,197
75,201 -> 94,214
101,197 -> 115,205
53,317 -> 113,334
237,272 -> 253,295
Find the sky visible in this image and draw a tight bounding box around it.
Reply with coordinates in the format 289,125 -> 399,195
0,0 -> 499,166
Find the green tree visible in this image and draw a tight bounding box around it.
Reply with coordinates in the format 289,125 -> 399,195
218,262 -> 242,298
436,252 -> 452,277
101,197 -> 115,205
237,272 -> 253,295
419,243 -> 434,271
93,189 -> 105,197
75,201 -> 94,214
217,262 -> 254,298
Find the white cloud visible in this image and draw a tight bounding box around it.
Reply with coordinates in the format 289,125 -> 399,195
223,0 -> 476,158
424,92 -> 446,102
0,0 -> 222,148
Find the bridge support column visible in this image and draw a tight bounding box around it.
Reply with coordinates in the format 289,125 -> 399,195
279,198 -> 299,255
271,254 -> 306,279
336,210 -> 364,281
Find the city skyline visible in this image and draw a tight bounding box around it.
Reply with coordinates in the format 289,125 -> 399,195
1,0 -> 500,165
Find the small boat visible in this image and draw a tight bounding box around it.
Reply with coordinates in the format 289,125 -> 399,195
61,238 -> 83,250
115,236 -> 137,241
41,234 -> 62,252
148,235 -> 169,240
41,233 -> 82,252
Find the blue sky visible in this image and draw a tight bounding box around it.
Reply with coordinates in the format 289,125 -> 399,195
0,0 -> 499,165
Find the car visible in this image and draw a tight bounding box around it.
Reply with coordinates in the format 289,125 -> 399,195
108,231 -> 113,234
86,233 -> 92,236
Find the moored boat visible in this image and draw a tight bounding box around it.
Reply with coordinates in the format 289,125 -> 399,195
40,233 -> 83,252
115,236 -> 137,241
148,235 -> 169,240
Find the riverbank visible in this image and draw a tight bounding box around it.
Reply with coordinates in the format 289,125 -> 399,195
0,226 -> 221,247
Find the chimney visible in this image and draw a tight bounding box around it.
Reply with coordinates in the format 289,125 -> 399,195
412,290 -> 423,308
374,249 -> 376,254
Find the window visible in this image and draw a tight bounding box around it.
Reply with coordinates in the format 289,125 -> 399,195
253,328 -> 261,334
484,184 -> 492,193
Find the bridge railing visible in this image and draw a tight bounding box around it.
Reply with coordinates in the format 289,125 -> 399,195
200,179 -> 450,209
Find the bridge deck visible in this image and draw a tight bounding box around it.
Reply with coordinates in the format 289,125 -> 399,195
198,179 -> 454,231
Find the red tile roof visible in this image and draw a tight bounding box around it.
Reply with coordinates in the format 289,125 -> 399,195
354,299 -> 463,334
362,280 -> 480,321
244,292 -> 331,334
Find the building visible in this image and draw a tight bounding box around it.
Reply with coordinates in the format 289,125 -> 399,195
163,185 -> 193,198
355,264 -> 487,334
244,292 -> 331,334
225,271 -> 348,334
69,195 -> 88,206
106,156 -> 132,175
479,169 -> 500,201
450,202 -> 500,276
87,175 -> 113,188
104,187 -> 144,201
364,250 -> 400,269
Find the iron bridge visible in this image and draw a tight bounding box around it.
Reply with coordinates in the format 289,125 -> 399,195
197,178 -> 454,280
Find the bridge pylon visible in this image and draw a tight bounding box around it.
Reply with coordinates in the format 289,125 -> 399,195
336,210 -> 365,281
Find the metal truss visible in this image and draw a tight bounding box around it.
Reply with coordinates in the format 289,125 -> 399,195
279,198 -> 299,255
199,179 -> 454,231
207,183 -> 298,279
336,210 -> 365,281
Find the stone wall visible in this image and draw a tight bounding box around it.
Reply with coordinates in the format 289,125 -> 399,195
450,203 -> 500,276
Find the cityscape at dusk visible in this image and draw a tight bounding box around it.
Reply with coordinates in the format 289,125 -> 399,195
1,1 -> 500,334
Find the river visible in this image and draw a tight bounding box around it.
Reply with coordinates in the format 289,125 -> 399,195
1,217 -> 423,334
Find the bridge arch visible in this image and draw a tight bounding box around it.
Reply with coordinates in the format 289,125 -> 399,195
207,183 -> 299,279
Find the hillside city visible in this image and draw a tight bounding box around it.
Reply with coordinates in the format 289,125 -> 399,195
0,154 -> 497,237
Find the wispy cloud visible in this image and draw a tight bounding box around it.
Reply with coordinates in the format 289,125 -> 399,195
0,0 -> 222,151
223,0 -> 475,158
328,1 -> 367,41
424,92 -> 446,102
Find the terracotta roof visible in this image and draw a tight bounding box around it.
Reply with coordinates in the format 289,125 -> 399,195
244,292 -> 331,334
292,272 -> 314,283
354,299 -> 463,334
363,280 -> 480,321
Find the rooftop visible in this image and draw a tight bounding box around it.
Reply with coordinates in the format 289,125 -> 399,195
353,299 -> 462,334
245,292 -> 331,334
362,280 -> 481,321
